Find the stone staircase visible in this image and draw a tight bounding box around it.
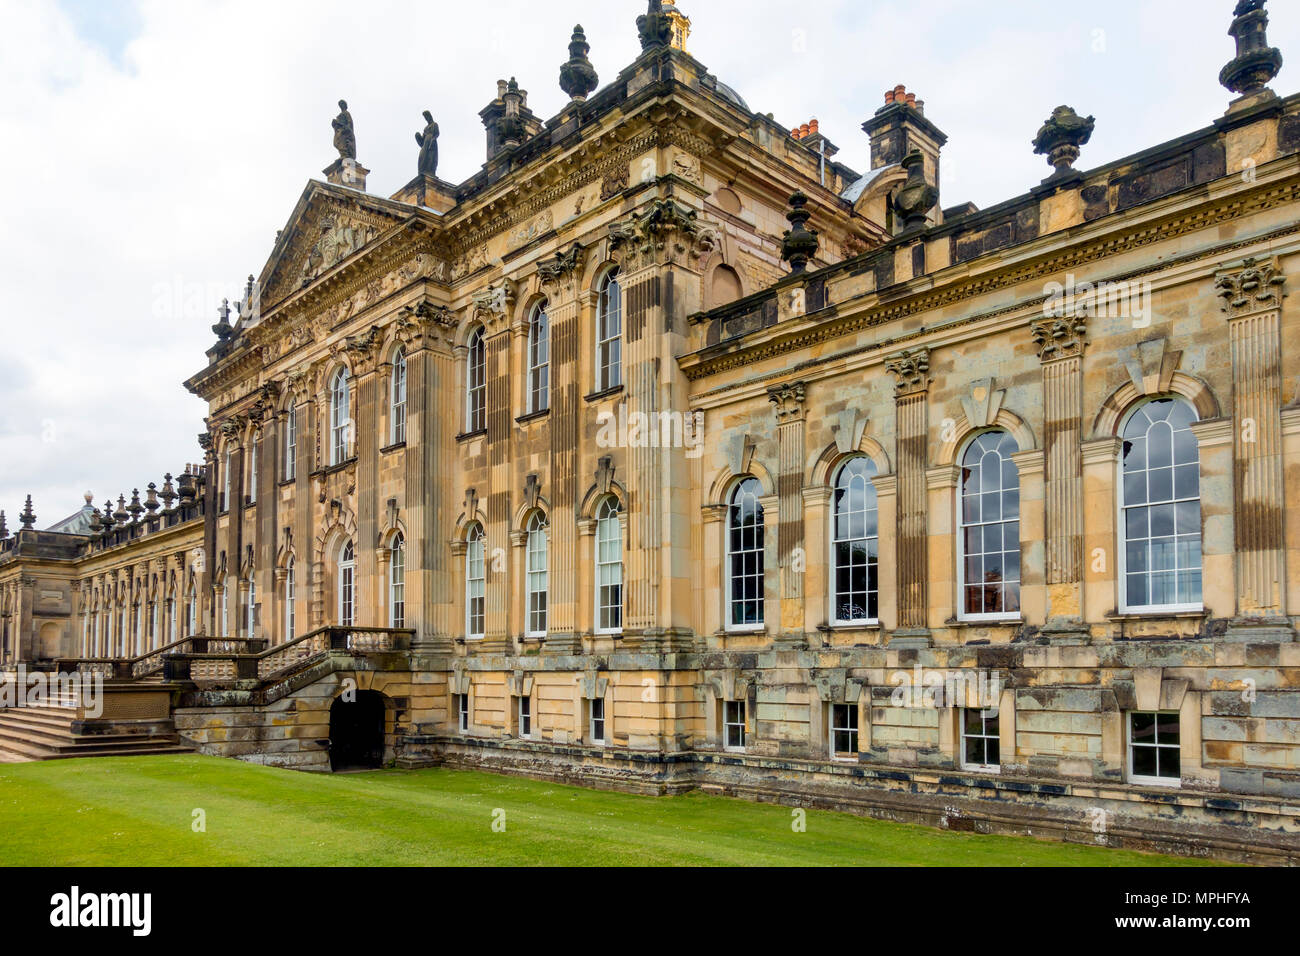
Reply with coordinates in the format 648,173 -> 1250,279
0,703 -> 193,762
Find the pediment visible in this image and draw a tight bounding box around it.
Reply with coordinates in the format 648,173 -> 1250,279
258,182 -> 412,312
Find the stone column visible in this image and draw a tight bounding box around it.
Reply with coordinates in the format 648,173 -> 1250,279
348,341 -> 382,628
1031,317 -> 1087,634
800,487 -> 831,636
396,304 -> 458,655
1011,449 -> 1047,627
542,265 -> 583,655
768,381 -> 807,647
885,348 -> 931,641
1216,257 -> 1289,629
1189,417 -> 1236,622
1080,437 -> 1120,623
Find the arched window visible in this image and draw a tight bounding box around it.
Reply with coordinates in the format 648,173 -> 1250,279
466,327 -> 486,433
246,576 -> 256,637
1120,398 -> 1201,611
466,524 -> 485,639
283,402 -> 298,481
526,513 -> 548,637
528,302 -> 550,413
330,368 -> 350,465
832,457 -> 880,624
596,269 -> 622,391
389,534 -> 405,629
959,431 -> 1021,618
284,558 -> 296,641
338,540 -> 355,627
595,497 -> 623,633
391,349 -> 407,445
727,478 -> 765,628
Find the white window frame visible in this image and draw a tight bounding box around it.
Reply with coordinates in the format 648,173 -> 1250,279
725,478 -> 765,632
526,512 -> 548,638
222,448 -> 232,512
338,540 -> 355,627
389,534 -> 405,629
245,577 -> 256,638
829,702 -> 859,761
466,327 -> 486,433
1117,398 -> 1204,615
596,269 -> 622,391
390,349 -> 407,445
465,524 -> 485,640
518,694 -> 532,739
1127,710 -> 1182,788
960,706 -> 1001,772
589,696 -> 607,745
831,457 -> 880,626
284,559 -> 296,641
527,302 -> 550,413
456,692 -> 469,732
248,432 -> 259,505
957,430 -> 1022,622
723,699 -> 746,751
283,404 -> 297,481
330,368 -> 351,465
594,497 -> 623,635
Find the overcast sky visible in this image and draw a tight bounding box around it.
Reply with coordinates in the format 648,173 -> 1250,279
0,0 -> 1296,527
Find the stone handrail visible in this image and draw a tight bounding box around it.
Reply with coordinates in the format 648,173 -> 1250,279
163,626 -> 413,685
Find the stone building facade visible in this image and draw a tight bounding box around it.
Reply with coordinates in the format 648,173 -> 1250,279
4,1 -> 1300,862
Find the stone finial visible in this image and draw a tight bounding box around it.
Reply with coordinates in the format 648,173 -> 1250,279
212,298 -> 234,344
781,191 -> 819,274
1220,0 -> 1283,97
0,511 -> 7,539
637,0 -> 673,51
114,495 -> 129,525
161,474 -> 178,511
144,483 -> 160,514
101,499 -> 115,533
87,507 -> 100,533
128,489 -> 144,523
19,495 -> 35,530
1032,106 -> 1095,181
499,79 -> 527,148
560,25 -> 600,102
332,99 -> 356,161
892,150 -> 940,233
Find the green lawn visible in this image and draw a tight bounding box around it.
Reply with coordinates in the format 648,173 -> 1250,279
0,755 -> 1213,866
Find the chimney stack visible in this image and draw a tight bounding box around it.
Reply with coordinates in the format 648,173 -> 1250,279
863,84 -> 947,221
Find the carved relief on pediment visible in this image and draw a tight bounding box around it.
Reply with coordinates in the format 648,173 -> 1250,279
507,208 -> 554,252
452,245 -> 488,282
298,214 -> 378,287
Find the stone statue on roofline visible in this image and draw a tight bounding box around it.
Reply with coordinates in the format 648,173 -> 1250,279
416,111 -> 440,178
332,100 -> 356,160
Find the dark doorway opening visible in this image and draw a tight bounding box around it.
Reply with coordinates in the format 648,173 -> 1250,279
329,691 -> 386,771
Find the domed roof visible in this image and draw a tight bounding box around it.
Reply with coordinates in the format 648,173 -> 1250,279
715,81 -> 750,113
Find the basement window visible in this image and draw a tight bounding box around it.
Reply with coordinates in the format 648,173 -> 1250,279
830,703 -> 858,760
961,707 -> 1000,772
455,693 -> 469,733
589,697 -> 606,745
1128,711 -> 1181,787
518,695 -> 532,739
724,700 -> 746,751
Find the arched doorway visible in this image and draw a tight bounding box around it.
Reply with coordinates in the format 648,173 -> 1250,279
329,690 -> 385,771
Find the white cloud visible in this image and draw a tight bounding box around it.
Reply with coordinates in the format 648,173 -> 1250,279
0,0 -> 1294,522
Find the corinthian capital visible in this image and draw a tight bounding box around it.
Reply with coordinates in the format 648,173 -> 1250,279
1215,256 -> 1286,318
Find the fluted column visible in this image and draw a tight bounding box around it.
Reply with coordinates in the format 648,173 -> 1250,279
1031,317 -> 1087,630
544,275 -> 583,653
885,348 -> 931,635
768,381 -> 807,647
1217,258 -> 1288,620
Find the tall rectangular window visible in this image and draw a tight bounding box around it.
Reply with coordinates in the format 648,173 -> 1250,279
391,350 -> 407,445
830,703 -> 858,759
724,700 -> 746,750
518,695 -> 532,739
248,434 -> 259,505
456,693 -> 469,732
596,271 -> 622,391
284,405 -> 297,481
589,697 -> 606,743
